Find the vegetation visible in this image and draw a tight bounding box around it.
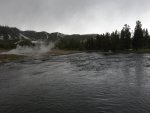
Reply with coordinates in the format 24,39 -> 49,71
56,20 -> 150,52
1,20 -> 150,52
0,54 -> 24,63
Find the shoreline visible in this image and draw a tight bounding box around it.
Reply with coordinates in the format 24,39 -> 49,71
1,49 -> 150,64
0,49 -> 82,64
0,54 -> 25,64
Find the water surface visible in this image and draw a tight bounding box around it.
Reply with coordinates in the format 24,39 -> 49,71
1,53 -> 150,113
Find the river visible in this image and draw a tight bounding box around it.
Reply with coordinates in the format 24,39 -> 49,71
1,52 -> 150,113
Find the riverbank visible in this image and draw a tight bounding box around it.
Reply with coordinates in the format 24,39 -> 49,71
78,49 -> 150,54
0,49 -> 81,63
1,49 -> 150,64
114,49 -> 150,54
0,54 -> 25,63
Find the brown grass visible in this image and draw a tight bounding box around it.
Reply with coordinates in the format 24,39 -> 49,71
0,54 -> 25,63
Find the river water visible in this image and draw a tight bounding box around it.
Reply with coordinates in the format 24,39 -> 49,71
1,52 -> 150,113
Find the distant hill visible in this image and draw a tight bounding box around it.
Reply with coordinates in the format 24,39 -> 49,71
0,26 -> 65,49
0,25 -> 98,49
0,26 -> 65,41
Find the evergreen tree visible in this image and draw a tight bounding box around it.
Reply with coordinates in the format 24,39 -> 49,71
120,24 -> 131,50
101,33 -> 111,51
132,20 -> 143,50
143,29 -> 149,48
110,30 -> 120,51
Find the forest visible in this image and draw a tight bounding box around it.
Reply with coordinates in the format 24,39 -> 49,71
56,20 -> 150,52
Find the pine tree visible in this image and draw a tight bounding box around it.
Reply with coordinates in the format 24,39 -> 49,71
120,24 -> 131,50
132,20 -> 143,50
143,29 -> 149,48
110,30 -> 120,51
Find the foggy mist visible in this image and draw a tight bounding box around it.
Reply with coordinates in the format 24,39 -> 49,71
2,42 -> 54,56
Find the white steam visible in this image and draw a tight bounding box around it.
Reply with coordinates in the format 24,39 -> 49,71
2,41 -> 55,56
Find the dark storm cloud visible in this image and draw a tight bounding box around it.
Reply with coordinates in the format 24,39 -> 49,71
0,0 -> 150,34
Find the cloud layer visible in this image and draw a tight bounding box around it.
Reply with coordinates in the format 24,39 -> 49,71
0,0 -> 150,34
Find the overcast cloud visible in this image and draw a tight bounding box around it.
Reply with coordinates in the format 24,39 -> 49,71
0,0 -> 150,34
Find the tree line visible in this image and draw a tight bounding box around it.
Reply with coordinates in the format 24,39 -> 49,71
56,20 -> 150,51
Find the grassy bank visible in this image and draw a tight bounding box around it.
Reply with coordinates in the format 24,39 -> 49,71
0,53 -> 25,64
0,49 -> 81,63
1,49 -> 150,64
0,48 -> 24,63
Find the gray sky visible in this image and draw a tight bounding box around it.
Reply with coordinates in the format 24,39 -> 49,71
0,0 -> 150,34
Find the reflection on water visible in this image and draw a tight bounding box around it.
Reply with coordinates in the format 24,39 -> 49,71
1,53 -> 150,113
135,55 -> 145,88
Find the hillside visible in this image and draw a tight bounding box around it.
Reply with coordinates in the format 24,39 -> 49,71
0,25 -> 98,49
